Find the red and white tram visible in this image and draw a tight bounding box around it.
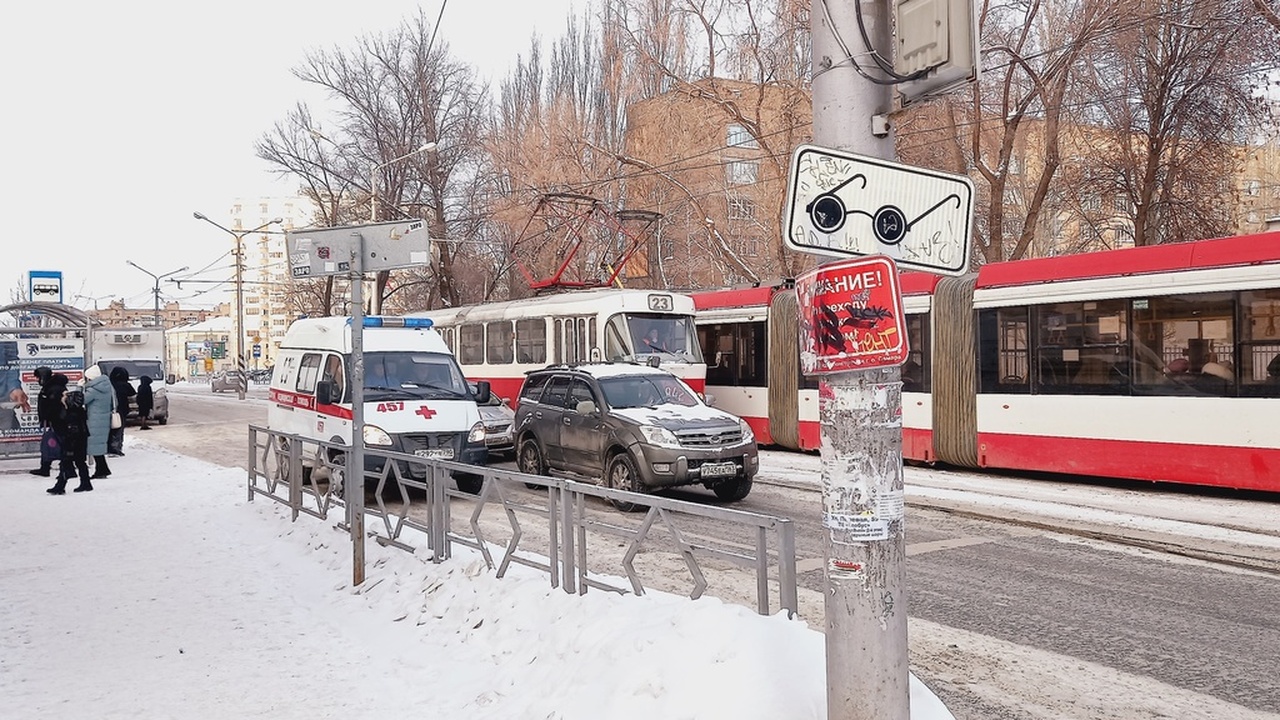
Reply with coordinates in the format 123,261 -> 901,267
693,230 -> 1280,492
409,288 -> 706,403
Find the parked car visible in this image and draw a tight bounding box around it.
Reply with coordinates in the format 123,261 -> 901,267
210,370 -> 240,393
472,382 -> 516,457
513,363 -> 758,509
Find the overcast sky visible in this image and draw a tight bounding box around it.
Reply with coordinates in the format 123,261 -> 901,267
2,0 -> 576,310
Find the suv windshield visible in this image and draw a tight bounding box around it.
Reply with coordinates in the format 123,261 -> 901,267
364,351 -> 471,399
598,374 -> 699,409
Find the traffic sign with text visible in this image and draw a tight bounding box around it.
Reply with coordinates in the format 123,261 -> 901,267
796,255 -> 909,375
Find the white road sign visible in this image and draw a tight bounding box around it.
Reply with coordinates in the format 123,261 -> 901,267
782,144 -> 975,276
286,219 -> 433,278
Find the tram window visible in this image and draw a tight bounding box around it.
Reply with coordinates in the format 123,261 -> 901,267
978,308 -> 1029,393
903,313 -> 931,393
515,318 -> 547,364
567,319 -> 579,362
576,319 -> 588,361
1238,289 -> 1280,397
1133,293 -> 1235,397
554,319 -> 563,363
699,322 -> 766,387
1034,300 -> 1129,394
441,327 -> 454,354
459,324 -> 485,365
486,321 -> 515,364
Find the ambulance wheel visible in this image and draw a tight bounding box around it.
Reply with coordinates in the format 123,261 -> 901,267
452,472 -> 484,495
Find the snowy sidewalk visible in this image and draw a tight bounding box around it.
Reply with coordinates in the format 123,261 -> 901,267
0,442 -> 953,720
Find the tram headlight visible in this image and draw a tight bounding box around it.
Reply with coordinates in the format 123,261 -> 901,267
363,424 -> 393,446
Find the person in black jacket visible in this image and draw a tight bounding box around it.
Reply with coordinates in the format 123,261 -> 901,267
136,375 -> 154,430
48,389 -> 92,494
108,366 -> 134,455
29,367 -> 69,477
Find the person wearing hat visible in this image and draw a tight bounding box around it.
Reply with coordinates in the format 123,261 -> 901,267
82,365 -> 115,479
28,366 -> 69,478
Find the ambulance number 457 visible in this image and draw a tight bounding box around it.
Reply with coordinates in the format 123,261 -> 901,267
376,401 -> 406,412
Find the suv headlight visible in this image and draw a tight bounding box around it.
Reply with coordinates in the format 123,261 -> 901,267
739,419 -> 755,444
638,425 -> 681,448
363,424 -> 393,446
468,421 -> 487,444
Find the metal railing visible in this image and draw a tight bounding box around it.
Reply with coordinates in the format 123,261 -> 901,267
247,424 -> 797,617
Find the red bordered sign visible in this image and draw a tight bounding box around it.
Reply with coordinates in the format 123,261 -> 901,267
796,255 -> 909,375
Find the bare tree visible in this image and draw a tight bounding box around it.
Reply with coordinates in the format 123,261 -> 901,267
256,10 -> 488,313
1074,0 -> 1274,245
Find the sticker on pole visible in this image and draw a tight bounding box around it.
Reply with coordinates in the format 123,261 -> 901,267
796,255 -> 908,375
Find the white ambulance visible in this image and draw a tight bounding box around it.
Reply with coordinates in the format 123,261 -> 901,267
268,316 -> 490,493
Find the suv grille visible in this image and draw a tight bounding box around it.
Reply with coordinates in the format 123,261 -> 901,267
677,428 -> 742,447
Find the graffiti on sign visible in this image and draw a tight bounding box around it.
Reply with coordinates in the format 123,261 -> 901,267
796,255 -> 908,375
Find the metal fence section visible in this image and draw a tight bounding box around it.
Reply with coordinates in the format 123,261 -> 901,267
246,425 -> 798,617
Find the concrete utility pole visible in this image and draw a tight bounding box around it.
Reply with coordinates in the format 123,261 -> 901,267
810,1 -> 910,719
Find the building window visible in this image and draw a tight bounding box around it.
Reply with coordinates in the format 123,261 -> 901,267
1081,194 -> 1101,212
728,197 -> 756,221
1243,179 -> 1261,197
726,124 -> 758,149
727,160 -> 758,186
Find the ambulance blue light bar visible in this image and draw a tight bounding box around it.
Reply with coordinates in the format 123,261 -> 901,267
360,316 -> 433,328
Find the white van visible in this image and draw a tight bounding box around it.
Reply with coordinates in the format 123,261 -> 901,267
268,316 -> 491,493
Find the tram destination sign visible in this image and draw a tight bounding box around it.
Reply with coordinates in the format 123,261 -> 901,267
796,254 -> 909,375
783,144 -> 974,276
286,219 -> 432,278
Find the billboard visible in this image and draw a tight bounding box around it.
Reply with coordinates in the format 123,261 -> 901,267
0,338 -> 85,450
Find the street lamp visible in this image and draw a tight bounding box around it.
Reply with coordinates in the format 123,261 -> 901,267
192,212 -> 282,400
369,142 -> 437,222
126,261 -> 189,328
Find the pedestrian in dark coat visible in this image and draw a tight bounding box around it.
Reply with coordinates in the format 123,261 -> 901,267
136,375 -> 154,430
48,390 -> 92,494
29,368 -> 68,477
108,367 -> 134,455
83,365 -> 114,478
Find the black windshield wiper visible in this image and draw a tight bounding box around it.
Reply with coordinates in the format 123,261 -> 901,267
363,385 -> 420,399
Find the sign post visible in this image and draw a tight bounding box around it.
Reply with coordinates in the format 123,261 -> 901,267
285,221 -> 438,587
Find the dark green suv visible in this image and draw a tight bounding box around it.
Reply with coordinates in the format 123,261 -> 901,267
513,364 -> 758,508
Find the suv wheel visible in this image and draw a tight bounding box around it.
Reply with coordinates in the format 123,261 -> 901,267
711,476 -> 752,502
518,437 -> 548,489
605,452 -> 646,512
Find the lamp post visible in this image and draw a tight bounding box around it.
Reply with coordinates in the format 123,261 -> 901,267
126,261 -> 189,328
192,212 -> 282,400
369,142 -> 437,222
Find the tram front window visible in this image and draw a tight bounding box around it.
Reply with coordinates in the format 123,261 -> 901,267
605,314 -> 703,363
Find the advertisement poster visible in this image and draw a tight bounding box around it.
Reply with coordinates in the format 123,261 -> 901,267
0,339 -> 85,451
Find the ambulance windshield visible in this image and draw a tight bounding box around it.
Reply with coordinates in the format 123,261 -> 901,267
363,352 -> 471,399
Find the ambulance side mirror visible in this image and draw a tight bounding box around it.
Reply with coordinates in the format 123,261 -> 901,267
473,380 -> 491,405
315,380 -> 335,406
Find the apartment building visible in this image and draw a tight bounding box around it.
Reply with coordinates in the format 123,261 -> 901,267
92,299 -> 217,329
224,196 -> 313,368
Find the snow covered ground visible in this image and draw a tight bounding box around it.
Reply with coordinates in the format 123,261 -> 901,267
0,437 -> 955,719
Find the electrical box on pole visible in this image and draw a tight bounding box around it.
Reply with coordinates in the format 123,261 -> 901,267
893,0 -> 979,104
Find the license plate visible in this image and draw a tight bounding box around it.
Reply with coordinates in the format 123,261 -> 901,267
414,448 -> 454,460
701,462 -> 737,478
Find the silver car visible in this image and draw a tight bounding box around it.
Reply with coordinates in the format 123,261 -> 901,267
210,370 -> 240,393
472,382 -> 515,456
